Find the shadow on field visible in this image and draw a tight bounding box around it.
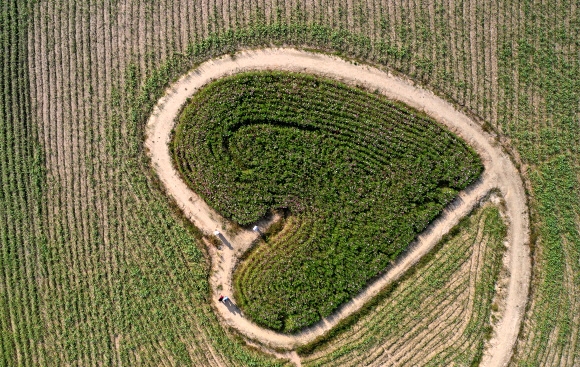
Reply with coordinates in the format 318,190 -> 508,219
223,299 -> 242,316
217,233 -> 233,250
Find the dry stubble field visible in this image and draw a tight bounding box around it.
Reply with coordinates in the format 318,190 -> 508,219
1,0 -> 579,366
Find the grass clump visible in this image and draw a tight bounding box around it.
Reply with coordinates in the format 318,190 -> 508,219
173,71 -> 483,332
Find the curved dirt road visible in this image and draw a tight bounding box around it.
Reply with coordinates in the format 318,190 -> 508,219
145,48 -> 530,367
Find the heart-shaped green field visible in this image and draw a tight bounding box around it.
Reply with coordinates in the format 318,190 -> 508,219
172,71 -> 483,333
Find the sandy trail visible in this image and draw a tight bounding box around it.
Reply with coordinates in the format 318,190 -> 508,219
145,48 -> 530,367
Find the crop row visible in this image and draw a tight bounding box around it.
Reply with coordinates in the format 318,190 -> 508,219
6,0 -> 578,364
300,203 -> 507,366
0,1 -> 46,366
173,71 -> 483,332
8,0 -> 293,366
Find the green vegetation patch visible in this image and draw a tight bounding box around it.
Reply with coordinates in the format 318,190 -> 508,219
172,71 -> 483,332
300,203 -> 508,366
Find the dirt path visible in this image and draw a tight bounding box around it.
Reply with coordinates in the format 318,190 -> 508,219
145,48 -> 530,367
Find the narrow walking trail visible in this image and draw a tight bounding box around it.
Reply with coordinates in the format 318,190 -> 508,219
145,48 -> 530,367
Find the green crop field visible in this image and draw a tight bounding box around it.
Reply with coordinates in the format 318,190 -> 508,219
300,202 -> 507,366
173,71 -> 482,332
1,0 -> 578,366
